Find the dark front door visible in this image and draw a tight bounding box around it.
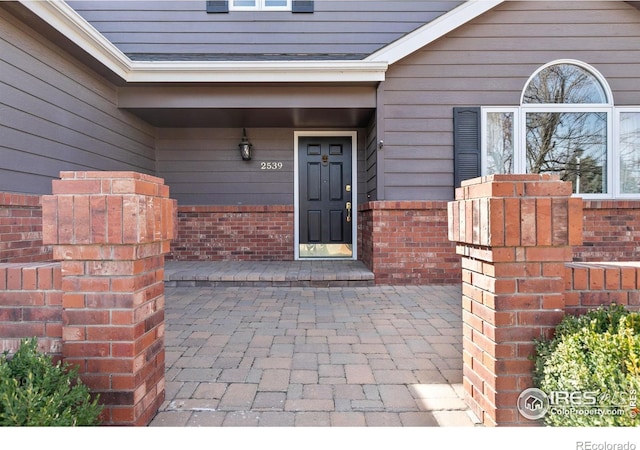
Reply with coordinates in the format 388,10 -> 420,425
298,136 -> 353,258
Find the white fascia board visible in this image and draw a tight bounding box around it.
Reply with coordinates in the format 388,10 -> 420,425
19,0 -> 387,83
127,60 -> 388,83
366,0 -> 505,65
20,0 -> 131,80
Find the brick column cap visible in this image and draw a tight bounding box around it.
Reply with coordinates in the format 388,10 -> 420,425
43,172 -> 176,247
448,174 -> 582,249
53,172 -> 170,198
456,174 -> 572,201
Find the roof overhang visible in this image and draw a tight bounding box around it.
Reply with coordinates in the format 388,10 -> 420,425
125,61 -> 388,83
18,0 -> 506,84
17,0 -> 387,83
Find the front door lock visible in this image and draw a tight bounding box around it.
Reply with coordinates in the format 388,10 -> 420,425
346,202 -> 352,223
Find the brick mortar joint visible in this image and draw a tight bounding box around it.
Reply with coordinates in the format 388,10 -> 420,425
358,201 -> 449,211
177,205 -> 293,213
59,171 -> 165,183
50,241 -> 173,256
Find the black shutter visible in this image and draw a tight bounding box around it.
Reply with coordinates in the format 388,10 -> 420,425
453,107 -> 481,188
292,0 -> 313,13
207,1 -> 229,13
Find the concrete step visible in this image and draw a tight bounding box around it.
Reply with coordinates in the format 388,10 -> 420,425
164,260 -> 375,287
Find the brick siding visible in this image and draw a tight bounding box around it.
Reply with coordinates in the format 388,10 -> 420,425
575,200 -> 640,262
0,192 -> 52,263
564,261 -> 640,316
359,201 -> 460,285
0,262 -> 62,357
169,205 -> 294,261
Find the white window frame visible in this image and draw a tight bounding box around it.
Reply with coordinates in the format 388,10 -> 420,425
520,105 -> 613,199
518,59 -> 613,107
615,107 -> 640,198
480,60 -> 640,199
481,107 -> 520,176
230,0 -> 291,11
483,106 -> 615,199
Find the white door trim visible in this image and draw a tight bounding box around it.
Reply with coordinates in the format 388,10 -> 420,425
294,131 -> 358,260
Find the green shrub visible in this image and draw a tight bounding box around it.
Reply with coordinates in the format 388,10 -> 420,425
0,337 -> 103,426
533,304 -> 640,426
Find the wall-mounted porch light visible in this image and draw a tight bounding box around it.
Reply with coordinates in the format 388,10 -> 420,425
239,128 -> 252,161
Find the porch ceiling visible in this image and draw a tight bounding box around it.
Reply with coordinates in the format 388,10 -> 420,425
118,84 -> 377,128
124,107 -> 375,128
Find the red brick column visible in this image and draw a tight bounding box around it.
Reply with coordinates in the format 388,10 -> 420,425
448,174 -> 582,426
42,171 -> 176,426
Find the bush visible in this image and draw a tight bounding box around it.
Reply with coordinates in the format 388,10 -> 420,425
0,338 -> 103,426
533,304 -> 640,426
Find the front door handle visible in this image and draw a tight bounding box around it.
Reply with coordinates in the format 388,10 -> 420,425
346,202 -> 352,223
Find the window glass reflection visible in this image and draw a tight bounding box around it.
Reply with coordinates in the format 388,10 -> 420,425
486,112 -> 514,174
526,112 -> 607,193
523,64 -> 608,104
620,112 -> 640,194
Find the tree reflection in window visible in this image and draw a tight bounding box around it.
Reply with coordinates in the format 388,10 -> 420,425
522,63 -> 609,194
523,63 -> 608,104
526,112 -> 607,193
486,112 -> 514,174
620,112 -> 640,194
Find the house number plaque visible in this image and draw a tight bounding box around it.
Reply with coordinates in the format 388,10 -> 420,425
260,162 -> 284,170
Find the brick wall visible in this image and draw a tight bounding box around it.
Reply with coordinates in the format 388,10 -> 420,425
0,192 -> 52,263
169,205 -> 294,261
0,262 -> 62,357
166,200 -> 640,287
564,261 -> 640,316
575,200 -> 640,262
359,201 -> 459,285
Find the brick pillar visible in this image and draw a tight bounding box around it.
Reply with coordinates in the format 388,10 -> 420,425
447,174 -> 582,426
42,171 -> 176,426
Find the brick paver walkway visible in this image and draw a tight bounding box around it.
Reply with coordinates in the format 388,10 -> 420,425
149,284 -> 478,427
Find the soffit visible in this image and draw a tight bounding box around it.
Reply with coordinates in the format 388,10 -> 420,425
117,84 -> 376,128
127,107 -> 375,128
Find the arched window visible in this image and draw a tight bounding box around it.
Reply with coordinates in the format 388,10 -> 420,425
482,60 -> 640,198
522,62 -> 610,105
521,61 -> 611,194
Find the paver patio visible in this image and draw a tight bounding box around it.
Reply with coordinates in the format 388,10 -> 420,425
149,282 -> 478,427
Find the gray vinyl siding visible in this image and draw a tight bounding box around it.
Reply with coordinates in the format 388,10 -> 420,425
67,1 -> 461,59
156,128 -> 293,205
0,10 -> 156,195
380,0 -> 640,201
157,128 -> 368,206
